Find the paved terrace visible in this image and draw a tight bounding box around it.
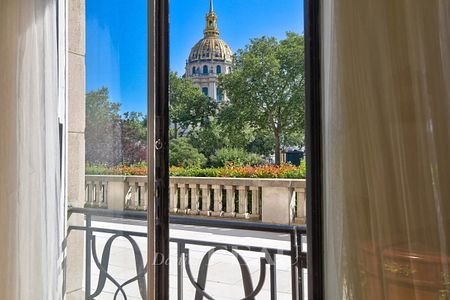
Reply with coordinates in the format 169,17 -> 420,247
85,218 -> 307,300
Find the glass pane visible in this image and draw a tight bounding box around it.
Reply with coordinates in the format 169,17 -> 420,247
66,0 -> 149,298
169,0 -> 305,298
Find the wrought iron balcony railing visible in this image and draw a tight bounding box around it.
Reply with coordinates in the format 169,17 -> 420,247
68,207 -> 307,299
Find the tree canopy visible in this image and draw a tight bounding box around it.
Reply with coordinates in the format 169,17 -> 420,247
219,32 -> 305,164
86,87 -> 147,165
86,33 -> 305,168
169,72 -> 217,139
85,87 -> 122,165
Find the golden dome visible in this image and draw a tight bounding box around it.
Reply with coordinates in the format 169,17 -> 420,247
189,37 -> 232,63
188,0 -> 232,63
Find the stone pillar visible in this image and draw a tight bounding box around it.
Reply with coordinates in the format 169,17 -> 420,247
224,185 -> 236,217
179,184 -> 189,213
209,79 -> 217,99
189,184 -> 200,215
261,187 -> 293,224
211,185 -> 223,217
237,186 -> 249,218
169,183 -> 178,213
200,184 -> 211,216
66,0 -> 85,298
250,186 -> 260,217
107,180 -> 128,211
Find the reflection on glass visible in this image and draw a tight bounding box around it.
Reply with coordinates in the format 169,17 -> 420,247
66,0 -> 148,298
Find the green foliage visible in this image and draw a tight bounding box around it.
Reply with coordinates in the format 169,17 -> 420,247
170,163 -> 305,179
245,130 -> 275,156
85,87 -> 122,165
169,72 -> 217,138
86,162 -> 305,179
169,167 -> 220,177
85,164 -> 112,175
169,138 -> 207,168
189,120 -> 227,159
210,148 -> 263,167
86,87 -> 148,165
219,32 -> 305,164
121,112 -> 147,164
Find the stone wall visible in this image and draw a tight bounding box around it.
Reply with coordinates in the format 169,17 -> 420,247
66,0 -> 85,298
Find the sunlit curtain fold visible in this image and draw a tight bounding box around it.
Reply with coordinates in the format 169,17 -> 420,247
323,0 -> 450,299
0,0 -> 64,298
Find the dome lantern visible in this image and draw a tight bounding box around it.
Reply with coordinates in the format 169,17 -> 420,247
204,0 -> 219,37
187,0 -> 232,64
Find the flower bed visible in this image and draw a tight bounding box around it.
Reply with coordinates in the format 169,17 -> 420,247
86,162 -> 305,179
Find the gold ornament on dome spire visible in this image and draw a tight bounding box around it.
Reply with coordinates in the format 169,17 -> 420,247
204,0 -> 219,37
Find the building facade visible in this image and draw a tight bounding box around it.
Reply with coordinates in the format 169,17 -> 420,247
185,0 -> 232,101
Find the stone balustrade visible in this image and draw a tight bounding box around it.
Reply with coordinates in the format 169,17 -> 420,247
85,175 -> 306,224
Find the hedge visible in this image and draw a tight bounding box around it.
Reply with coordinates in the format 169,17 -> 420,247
86,162 -> 305,179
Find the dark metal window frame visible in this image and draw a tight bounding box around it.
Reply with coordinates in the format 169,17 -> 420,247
305,0 -> 324,299
149,0 -> 324,298
148,0 -> 170,298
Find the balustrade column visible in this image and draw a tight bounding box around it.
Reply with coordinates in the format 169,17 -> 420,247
294,188 -> 306,224
100,181 -> 107,208
132,182 -> 139,209
85,182 -> 91,207
200,184 -> 211,216
211,185 -> 223,217
250,186 -> 261,219
224,186 -> 236,217
126,180 -> 139,210
138,182 -> 146,209
94,181 -> 101,208
237,186 -> 249,218
170,183 -> 178,213
179,184 -> 189,213
189,184 -> 200,215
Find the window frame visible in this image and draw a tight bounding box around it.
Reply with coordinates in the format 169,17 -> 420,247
304,0 -> 324,299
148,0 -> 170,298
148,0 -> 324,298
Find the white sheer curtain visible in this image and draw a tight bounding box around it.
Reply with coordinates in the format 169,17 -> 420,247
323,0 -> 450,299
0,0 -> 64,298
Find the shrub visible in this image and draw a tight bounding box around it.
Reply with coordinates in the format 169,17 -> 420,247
169,167 -> 220,177
86,160 -> 306,179
85,164 -> 112,175
210,148 -> 263,167
169,138 -> 207,168
169,162 -> 305,179
86,163 -> 148,176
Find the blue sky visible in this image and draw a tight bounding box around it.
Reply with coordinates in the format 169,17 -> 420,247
86,0 -> 304,114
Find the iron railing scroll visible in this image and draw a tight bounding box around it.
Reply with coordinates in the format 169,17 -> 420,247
67,207 -> 307,300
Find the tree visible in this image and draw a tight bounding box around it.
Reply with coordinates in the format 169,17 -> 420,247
220,33 -> 305,164
121,112 -> 147,164
169,72 -> 217,138
245,130 -> 275,156
189,119 -> 227,160
169,138 -> 207,168
85,87 -> 122,165
210,148 -> 262,167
